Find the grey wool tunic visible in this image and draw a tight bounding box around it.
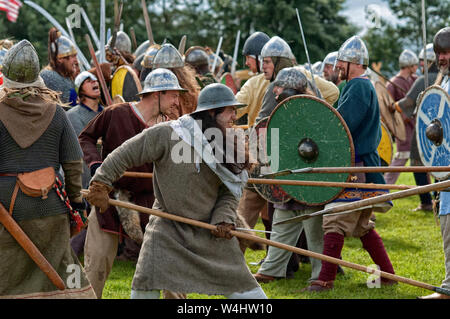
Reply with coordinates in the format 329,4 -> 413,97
93,122 -> 260,295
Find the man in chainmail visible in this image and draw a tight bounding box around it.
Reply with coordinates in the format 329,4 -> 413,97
0,40 -> 95,298
40,28 -> 80,107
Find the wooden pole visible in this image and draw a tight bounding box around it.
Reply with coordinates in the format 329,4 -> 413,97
80,190 -> 450,296
85,34 -> 113,106
141,0 -> 155,45
262,166 -> 450,178
0,203 -> 65,290
120,172 -> 413,190
276,179 -> 450,225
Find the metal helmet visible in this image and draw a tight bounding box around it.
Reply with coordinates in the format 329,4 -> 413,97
138,68 -> 187,96
192,83 -> 246,114
208,53 -> 223,70
2,39 -> 40,84
152,43 -> 184,69
185,46 -> 210,67
134,40 -> 150,57
336,35 -> 369,66
311,61 -> 323,75
399,49 -> 419,68
323,51 -> 338,66
242,31 -> 270,57
74,71 -> 98,94
141,44 -> 161,69
260,36 -> 294,59
433,26 -> 450,56
108,31 -> 132,53
419,43 -> 436,62
272,67 -> 308,93
53,35 -> 77,59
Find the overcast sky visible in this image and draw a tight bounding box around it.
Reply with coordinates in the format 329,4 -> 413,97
341,0 -> 400,35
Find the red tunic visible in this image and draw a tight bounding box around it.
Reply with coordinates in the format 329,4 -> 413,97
386,74 -> 418,152
79,102 -> 154,236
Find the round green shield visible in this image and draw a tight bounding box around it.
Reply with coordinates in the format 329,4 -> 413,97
267,95 -> 354,205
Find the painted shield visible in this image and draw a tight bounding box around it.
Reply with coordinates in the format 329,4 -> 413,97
267,95 -> 354,206
220,72 -> 238,94
416,85 -> 450,180
377,121 -> 393,166
248,117 -> 291,204
374,80 -> 407,142
111,65 -> 142,102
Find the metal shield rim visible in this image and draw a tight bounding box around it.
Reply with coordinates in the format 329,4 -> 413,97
416,85 -> 450,180
267,94 -> 355,206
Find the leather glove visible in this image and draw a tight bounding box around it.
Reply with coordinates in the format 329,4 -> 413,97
86,181 -> 112,213
211,222 -> 235,240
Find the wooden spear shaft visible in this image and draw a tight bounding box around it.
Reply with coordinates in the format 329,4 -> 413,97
120,172 -> 413,190
80,190 -> 450,296
85,34 -> 113,106
263,166 -> 450,178
141,0 -> 155,45
276,179 -> 450,225
0,203 -> 65,290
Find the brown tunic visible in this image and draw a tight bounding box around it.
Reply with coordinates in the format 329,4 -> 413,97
78,102 -> 154,236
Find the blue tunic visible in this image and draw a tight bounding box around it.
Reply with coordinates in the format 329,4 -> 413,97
337,76 -> 385,185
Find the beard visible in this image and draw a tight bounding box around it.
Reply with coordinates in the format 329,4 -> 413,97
55,59 -> 78,79
438,59 -> 450,76
327,72 -> 340,84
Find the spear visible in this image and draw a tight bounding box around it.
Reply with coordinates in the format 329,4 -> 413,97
211,36 -> 223,76
119,171 -> 413,190
295,8 -> 321,98
85,34 -> 113,106
80,7 -> 100,51
100,0 -> 106,63
80,189 -> 450,296
260,166 -> 450,178
370,68 -> 407,94
275,178 -> 450,225
231,30 -> 241,77
141,0 -> 155,45
130,27 -> 138,52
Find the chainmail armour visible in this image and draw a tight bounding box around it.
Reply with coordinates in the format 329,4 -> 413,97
0,107 -> 83,221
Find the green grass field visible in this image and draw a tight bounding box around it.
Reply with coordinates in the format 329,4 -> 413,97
100,172 -> 445,299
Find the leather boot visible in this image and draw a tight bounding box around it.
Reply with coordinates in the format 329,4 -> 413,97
303,280 -> 334,292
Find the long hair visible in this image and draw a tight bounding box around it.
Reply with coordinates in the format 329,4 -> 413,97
190,109 -> 251,174
171,65 -> 200,115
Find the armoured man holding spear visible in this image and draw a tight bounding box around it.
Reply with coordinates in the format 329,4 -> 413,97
85,83 -> 268,299
79,68 -> 185,299
304,35 -> 396,292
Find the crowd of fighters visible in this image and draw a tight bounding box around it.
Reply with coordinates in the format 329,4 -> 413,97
0,18 -> 449,299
